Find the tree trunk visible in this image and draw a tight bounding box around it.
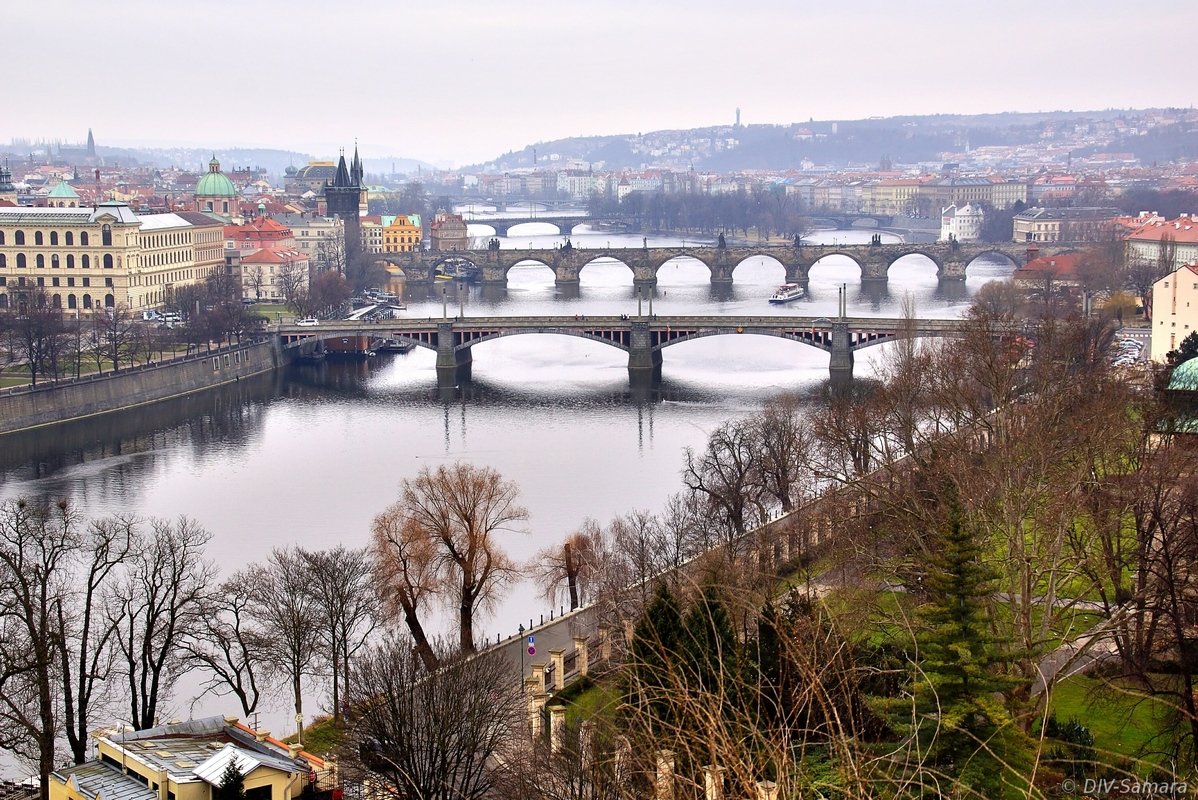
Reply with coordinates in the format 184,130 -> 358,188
400,598 -> 439,671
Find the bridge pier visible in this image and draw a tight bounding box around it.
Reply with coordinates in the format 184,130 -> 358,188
829,321 -> 854,380
436,323 -> 472,387
628,321 -> 662,386
940,260 -> 967,280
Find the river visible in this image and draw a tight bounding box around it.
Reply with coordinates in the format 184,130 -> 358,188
0,225 -> 1015,749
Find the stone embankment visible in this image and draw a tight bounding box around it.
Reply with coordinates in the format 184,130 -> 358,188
0,339 -> 281,436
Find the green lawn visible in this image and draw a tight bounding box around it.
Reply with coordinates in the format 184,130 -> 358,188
559,679 -> 623,727
285,715 -> 343,755
1049,674 -> 1175,765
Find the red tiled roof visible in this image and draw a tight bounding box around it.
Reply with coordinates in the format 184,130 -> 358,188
1013,252 -> 1084,280
1124,216 -> 1198,244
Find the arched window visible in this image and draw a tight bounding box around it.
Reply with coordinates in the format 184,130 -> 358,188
66,255 -> 74,268
83,294 -> 92,309
67,295 -> 77,309
51,255 -> 59,268
0,254 -> 5,268
0,231 -> 4,245
65,232 -> 73,246
82,255 -> 90,269
36,255 -> 44,268
103,254 -> 113,269
222,201 -> 229,213
14,231 -> 24,245
102,225 -> 112,246
80,232 -> 89,246
16,254 -> 25,268
51,294 -> 61,308
104,293 -> 114,308
34,231 -> 43,246
50,232 -> 58,246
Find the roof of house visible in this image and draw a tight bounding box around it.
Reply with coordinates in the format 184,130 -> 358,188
47,181 -> 79,199
1168,356 -> 1198,392
54,761 -> 158,800
1013,252 -> 1084,280
1124,215 -> 1198,244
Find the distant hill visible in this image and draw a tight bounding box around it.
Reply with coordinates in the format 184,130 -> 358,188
472,108 -> 1196,172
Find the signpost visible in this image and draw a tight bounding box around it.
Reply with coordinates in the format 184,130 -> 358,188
527,634 -> 536,656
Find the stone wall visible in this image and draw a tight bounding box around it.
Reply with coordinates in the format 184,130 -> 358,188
0,340 -> 281,436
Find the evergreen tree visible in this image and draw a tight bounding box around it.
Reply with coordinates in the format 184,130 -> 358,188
681,585 -> 738,697
626,581 -> 683,734
215,759 -> 245,800
1167,330 -> 1198,367
881,503 -> 1030,794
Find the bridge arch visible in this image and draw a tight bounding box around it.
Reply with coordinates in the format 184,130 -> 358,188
654,254 -> 712,285
731,253 -> 787,283
504,259 -> 557,285
807,251 -> 865,280
578,256 -> 635,285
654,328 -> 833,353
963,249 -> 1023,275
886,250 -> 944,279
280,332 -> 438,352
454,329 -> 631,353
507,221 -> 565,237
851,331 -> 963,352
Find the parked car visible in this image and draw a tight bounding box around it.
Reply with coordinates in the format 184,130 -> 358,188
296,318 -> 319,327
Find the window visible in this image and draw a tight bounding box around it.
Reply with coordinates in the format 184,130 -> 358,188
83,277 -> 90,287
0,231 -> 4,245
82,294 -> 92,308
0,254 -> 4,268
104,293 -> 114,307
105,278 -> 113,287
50,232 -> 58,246
67,277 -> 74,287
34,231 -> 43,245
103,254 -> 113,269
65,231 -> 73,246
36,255 -> 44,268
14,230 -> 24,245
51,255 -> 59,268
80,232 -> 89,246
16,254 -> 25,268
67,255 -> 74,268
52,277 -> 59,287
68,294 -> 76,309
82,255 -> 90,269
102,225 -> 112,246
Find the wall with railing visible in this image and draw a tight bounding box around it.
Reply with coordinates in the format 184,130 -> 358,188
0,339 -> 281,435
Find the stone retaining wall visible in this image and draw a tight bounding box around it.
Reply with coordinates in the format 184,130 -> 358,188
0,340 -> 281,436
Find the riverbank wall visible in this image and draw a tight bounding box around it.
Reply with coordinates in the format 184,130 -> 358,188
0,339 -> 282,436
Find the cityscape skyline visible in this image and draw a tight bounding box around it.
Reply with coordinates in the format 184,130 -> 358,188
4,0 -> 1189,167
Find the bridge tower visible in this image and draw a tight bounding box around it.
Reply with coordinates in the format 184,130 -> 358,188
324,145 -> 364,282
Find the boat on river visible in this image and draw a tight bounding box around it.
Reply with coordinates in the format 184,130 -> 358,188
768,283 -> 806,304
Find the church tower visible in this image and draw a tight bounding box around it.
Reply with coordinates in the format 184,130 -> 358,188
86,129 -> 95,158
324,145 -> 363,276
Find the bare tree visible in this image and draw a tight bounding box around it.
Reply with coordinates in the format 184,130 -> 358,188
89,304 -> 138,373
110,517 -> 214,730
0,498 -> 79,797
371,509 -> 441,671
299,546 -> 379,725
59,516 -> 134,764
535,519 -> 601,612
399,463 -> 527,653
683,419 -> 761,538
341,637 -> 524,800
182,577 -> 269,719
243,548 -> 321,730
751,393 -> 818,513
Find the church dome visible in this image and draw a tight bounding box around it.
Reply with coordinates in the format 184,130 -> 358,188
285,165 -> 298,176
196,155 -> 236,197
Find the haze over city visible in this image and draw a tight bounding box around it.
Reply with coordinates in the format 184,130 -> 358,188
4,0 -> 1189,165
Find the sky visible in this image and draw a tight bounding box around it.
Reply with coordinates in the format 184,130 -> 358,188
6,0 -> 1190,167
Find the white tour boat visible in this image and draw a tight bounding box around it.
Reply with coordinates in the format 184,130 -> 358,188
768,283 -> 806,304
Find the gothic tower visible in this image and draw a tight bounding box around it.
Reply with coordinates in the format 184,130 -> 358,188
324,146 -> 363,278
86,128 -> 95,158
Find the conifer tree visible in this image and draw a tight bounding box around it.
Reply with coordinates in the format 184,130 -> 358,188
215,760 -> 245,800
626,581 -> 683,733
881,501 -> 1030,794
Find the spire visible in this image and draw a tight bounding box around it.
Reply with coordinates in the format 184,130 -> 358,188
351,142 -> 363,186
333,149 -> 351,187
86,128 -> 95,156
209,154 -> 220,173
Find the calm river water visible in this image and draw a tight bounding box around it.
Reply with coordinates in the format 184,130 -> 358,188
0,225 -> 1014,742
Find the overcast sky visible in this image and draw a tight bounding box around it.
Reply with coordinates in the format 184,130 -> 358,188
6,0 -> 1189,167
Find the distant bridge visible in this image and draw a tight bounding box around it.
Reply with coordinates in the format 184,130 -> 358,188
383,242 -> 1063,288
278,314 -> 973,387
462,214 -> 593,236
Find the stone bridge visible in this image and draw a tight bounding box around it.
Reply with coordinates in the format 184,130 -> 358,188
462,214 -> 593,236
386,242 -> 1064,289
278,313 -> 972,387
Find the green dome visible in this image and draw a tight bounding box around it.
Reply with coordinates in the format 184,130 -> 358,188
1168,357 -> 1198,392
196,155 -> 236,197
